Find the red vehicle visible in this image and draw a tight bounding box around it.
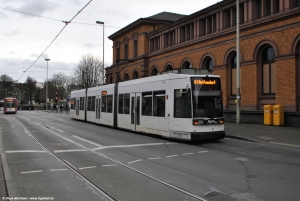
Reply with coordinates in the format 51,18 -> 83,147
3,97 -> 18,114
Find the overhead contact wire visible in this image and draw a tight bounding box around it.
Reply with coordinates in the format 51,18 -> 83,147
16,0 -> 93,82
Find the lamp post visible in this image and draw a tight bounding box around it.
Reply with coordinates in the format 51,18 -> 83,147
96,21 -> 104,85
236,0 -> 241,124
45,58 -> 50,111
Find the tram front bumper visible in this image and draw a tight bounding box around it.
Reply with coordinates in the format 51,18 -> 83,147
191,131 -> 225,140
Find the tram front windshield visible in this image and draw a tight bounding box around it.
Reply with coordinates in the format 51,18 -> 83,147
5,102 -> 16,108
191,77 -> 223,118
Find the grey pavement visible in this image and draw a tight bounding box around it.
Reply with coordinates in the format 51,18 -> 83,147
0,112 -> 300,199
225,121 -> 300,149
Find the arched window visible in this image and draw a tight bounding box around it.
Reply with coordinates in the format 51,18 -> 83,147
262,46 -> 275,94
230,54 -> 237,95
165,64 -> 173,71
124,73 -> 129,81
133,71 -> 139,79
151,68 -> 158,76
182,60 -> 192,69
202,57 -> 214,73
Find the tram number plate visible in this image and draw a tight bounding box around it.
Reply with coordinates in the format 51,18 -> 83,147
169,131 -> 191,140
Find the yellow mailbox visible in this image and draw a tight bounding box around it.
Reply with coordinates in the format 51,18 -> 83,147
273,105 -> 284,126
264,105 -> 273,125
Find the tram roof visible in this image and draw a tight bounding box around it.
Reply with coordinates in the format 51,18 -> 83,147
71,70 -> 220,93
4,97 -> 17,99
119,69 -> 220,86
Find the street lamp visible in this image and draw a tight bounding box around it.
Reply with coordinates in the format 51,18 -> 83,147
45,58 -> 50,111
96,21 -> 104,85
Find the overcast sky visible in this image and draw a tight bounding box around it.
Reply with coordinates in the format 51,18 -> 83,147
0,0 -> 220,83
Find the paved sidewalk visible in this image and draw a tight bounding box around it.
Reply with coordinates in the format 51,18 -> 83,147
225,122 -> 300,149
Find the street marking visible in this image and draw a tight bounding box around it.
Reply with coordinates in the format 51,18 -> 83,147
50,143 -> 68,147
182,153 -> 194,155
92,142 -> 176,150
50,169 -> 68,171
79,166 -> 96,170
127,159 -> 142,164
102,164 -> 118,167
166,155 -> 178,158
21,170 -> 43,174
236,157 -> 249,162
5,150 -> 47,153
73,135 -> 103,147
147,157 -> 161,160
57,129 -> 63,132
6,118 -> 14,128
198,151 -> 209,154
25,129 -> 32,137
54,149 -> 87,153
270,142 -> 300,149
45,125 -> 55,130
17,114 -> 207,201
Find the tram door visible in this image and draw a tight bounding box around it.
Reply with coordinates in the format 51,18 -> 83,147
130,92 -> 141,131
75,99 -> 79,117
95,97 -> 101,123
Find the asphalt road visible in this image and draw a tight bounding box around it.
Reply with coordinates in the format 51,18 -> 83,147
1,111 -> 300,201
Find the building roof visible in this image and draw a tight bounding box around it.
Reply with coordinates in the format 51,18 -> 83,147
108,12 -> 186,40
146,12 -> 186,21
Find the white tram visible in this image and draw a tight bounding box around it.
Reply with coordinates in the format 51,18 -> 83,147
70,70 -> 225,141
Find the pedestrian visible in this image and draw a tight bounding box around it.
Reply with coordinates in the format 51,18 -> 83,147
66,104 -> 69,114
56,104 -> 58,113
60,104 -> 63,113
53,104 -> 56,113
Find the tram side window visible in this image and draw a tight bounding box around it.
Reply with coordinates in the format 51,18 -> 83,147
91,96 -> 95,111
153,91 -> 165,117
80,97 -> 85,110
118,93 -> 130,114
142,92 -> 152,116
87,96 -> 95,111
71,98 -> 75,109
124,93 -> 130,114
101,95 -> 106,112
174,89 -> 191,118
107,95 -> 113,113
119,94 -> 124,113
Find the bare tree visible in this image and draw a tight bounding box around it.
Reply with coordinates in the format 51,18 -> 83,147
0,74 -> 14,99
50,72 -> 69,100
23,76 -> 37,105
72,54 -> 105,89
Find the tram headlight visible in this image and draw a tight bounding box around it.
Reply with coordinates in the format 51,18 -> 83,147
193,119 -> 204,125
219,118 -> 224,124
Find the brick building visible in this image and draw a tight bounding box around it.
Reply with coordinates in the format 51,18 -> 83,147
107,0 -> 300,125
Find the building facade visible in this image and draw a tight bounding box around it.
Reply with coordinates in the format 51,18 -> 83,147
107,0 -> 300,125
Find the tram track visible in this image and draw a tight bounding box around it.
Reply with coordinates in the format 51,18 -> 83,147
13,116 -> 117,201
14,115 -> 208,201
